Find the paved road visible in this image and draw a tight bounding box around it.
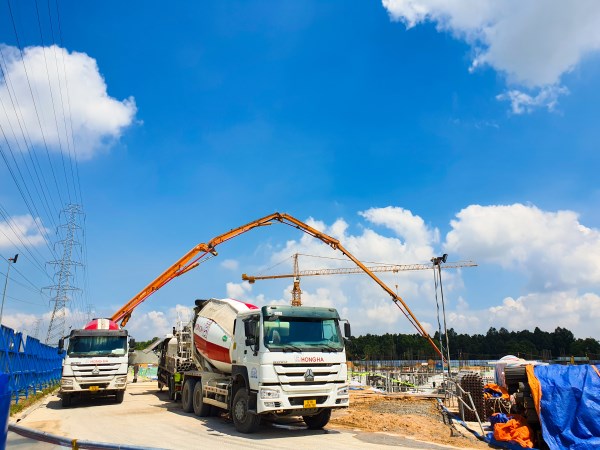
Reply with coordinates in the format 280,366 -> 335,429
9,381 -> 464,450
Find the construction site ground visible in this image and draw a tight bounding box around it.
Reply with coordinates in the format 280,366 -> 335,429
329,390 -> 490,449
10,381 -> 492,449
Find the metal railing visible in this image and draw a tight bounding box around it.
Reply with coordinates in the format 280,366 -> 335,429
0,325 -> 63,403
443,376 -> 485,435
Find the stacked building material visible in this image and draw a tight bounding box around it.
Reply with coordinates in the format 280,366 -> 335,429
457,372 -> 485,421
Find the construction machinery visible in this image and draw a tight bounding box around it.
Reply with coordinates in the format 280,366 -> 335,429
242,253 -> 477,306
110,212 -> 443,358
155,297 -> 351,433
57,318 -> 135,407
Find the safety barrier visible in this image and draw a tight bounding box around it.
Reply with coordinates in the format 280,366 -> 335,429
0,325 -> 63,404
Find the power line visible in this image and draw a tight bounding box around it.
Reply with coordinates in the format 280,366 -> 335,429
33,0 -> 72,204
6,0 -> 65,209
0,50 -> 64,234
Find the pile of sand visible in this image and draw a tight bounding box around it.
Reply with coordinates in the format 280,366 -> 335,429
329,391 -> 490,449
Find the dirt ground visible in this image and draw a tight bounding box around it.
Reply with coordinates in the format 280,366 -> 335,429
329,391 -> 491,449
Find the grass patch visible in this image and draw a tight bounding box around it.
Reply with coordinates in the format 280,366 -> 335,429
9,385 -> 59,416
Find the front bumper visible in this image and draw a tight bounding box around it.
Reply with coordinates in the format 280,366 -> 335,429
257,383 -> 349,414
60,375 -> 128,394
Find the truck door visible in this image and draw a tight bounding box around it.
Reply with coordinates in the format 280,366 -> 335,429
242,314 -> 260,391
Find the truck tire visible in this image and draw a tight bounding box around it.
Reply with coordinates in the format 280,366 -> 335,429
303,409 -> 332,429
232,389 -> 261,433
192,381 -> 211,417
61,394 -> 72,408
115,391 -> 125,404
182,379 -> 196,413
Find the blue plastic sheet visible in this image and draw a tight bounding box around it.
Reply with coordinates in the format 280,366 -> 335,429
534,364 -> 600,450
0,373 -> 9,449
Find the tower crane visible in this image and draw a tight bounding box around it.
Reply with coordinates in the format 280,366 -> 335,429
242,253 -> 477,306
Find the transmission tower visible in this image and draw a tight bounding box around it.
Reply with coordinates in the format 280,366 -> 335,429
45,204 -> 83,346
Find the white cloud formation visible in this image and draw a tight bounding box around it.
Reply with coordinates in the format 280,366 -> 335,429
126,306 -> 189,341
220,259 -> 239,270
0,214 -> 48,249
260,209 -> 450,336
382,0 -> 600,112
0,45 -> 136,159
445,203 -> 600,291
449,290 -> 600,339
496,86 -> 569,114
2,312 -> 39,335
226,281 -> 252,299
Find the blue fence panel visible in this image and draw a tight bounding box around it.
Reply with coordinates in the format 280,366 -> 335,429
0,325 -> 64,404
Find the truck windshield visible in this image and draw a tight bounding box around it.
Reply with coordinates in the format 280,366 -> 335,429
264,317 -> 343,352
67,336 -> 127,357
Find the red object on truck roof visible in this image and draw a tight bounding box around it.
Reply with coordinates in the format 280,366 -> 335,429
84,318 -> 120,330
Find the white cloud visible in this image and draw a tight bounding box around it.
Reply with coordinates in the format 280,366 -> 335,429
260,209 -> 450,336
382,0 -> 600,112
0,44 -> 136,160
496,86 -> 569,115
169,304 -> 193,324
478,291 -> 600,338
0,214 -> 48,249
226,281 -> 252,299
2,312 -> 39,334
445,203 -> 600,291
359,206 -> 440,249
220,259 -> 239,270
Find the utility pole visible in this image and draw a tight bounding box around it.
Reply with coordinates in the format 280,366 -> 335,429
45,204 -> 83,346
0,254 -> 19,326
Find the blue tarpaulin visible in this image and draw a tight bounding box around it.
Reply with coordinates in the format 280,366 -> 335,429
534,364 -> 600,450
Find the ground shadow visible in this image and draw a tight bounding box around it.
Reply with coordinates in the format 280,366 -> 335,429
146,387 -> 343,441
45,395 -> 123,410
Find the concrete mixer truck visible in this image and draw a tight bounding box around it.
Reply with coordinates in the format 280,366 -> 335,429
156,298 -> 351,433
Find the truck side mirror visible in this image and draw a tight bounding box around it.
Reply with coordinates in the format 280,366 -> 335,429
344,322 -> 351,339
244,320 -> 254,338
58,337 -> 64,353
129,338 -> 136,352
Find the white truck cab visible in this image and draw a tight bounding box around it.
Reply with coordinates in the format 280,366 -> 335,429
58,318 -> 134,407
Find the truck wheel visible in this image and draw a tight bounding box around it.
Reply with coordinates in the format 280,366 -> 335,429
232,389 -> 261,433
61,394 -> 72,408
115,391 -> 125,404
303,409 -> 331,429
192,381 -> 211,417
182,379 -> 196,413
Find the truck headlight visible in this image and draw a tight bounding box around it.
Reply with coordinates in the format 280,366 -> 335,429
61,379 -> 73,387
260,388 -> 280,399
337,385 -> 348,396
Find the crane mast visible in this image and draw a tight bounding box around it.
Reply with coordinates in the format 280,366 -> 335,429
111,212 -> 444,359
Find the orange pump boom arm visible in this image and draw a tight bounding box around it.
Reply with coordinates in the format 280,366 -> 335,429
111,212 -> 443,359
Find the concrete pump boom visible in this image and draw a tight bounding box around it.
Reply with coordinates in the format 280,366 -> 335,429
111,212 -> 443,358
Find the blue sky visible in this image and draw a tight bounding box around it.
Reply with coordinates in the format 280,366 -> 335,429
1,1 -> 600,345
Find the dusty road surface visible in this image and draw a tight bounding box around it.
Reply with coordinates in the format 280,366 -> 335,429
10,381 -> 487,449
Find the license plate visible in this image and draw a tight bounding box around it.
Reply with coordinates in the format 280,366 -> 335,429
89,386 -> 99,392
303,399 -> 316,408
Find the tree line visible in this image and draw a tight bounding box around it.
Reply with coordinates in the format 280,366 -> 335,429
347,327 -> 600,361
